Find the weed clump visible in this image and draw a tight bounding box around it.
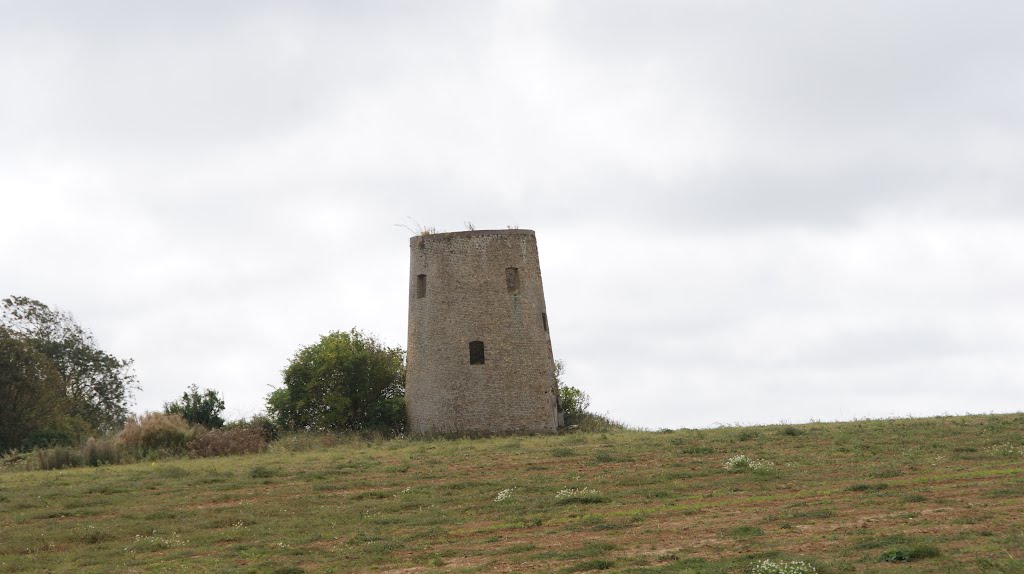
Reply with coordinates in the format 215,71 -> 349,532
120,412 -> 191,455
35,445 -> 79,470
187,427 -> 266,458
879,545 -> 940,562
847,483 -> 890,492
727,525 -> 764,539
572,412 -> 628,432
17,411 -> 280,471
737,430 -> 760,441
35,437 -> 121,470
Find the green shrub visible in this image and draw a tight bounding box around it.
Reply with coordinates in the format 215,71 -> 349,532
559,382 -> 591,426
268,329 -> 405,433
19,417 -> 93,451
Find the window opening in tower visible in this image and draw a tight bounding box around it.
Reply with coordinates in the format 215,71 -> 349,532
469,341 -> 485,365
506,267 -> 519,292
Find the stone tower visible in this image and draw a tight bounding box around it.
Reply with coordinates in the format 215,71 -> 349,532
406,229 -> 560,434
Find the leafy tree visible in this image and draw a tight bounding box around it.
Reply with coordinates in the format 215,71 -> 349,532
267,329 -> 405,433
164,384 -> 226,428
559,385 -> 592,426
555,360 -> 592,426
0,328 -> 73,451
1,296 -> 137,434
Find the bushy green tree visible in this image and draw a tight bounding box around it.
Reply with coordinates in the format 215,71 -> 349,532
554,360 -> 592,426
559,385 -> 592,426
164,384 -> 226,428
0,328 -> 73,451
1,296 -> 137,437
267,329 -> 405,433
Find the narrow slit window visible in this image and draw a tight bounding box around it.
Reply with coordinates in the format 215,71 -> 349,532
469,341 -> 485,365
542,312 -> 549,333
416,274 -> 427,298
505,267 -> 519,292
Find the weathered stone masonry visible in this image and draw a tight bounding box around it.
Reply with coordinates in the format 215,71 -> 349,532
405,229 -> 560,434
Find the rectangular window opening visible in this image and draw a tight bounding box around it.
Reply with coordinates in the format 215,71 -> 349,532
542,312 -> 549,333
469,340 -> 485,365
416,274 -> 427,298
505,267 -> 519,292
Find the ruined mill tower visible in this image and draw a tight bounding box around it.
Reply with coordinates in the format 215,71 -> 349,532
406,229 -> 560,434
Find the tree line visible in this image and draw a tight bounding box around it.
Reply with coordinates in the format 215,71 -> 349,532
2,295 -> 597,456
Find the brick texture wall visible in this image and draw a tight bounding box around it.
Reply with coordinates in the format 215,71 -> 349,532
406,230 -> 559,434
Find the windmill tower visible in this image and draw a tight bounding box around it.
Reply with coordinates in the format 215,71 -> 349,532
405,229 -> 560,434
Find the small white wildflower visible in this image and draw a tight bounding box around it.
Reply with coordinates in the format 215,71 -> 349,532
749,558 -> 817,574
130,532 -> 186,550
725,454 -> 775,471
990,443 -> 1024,456
725,455 -> 751,469
555,487 -> 599,499
494,488 -> 515,502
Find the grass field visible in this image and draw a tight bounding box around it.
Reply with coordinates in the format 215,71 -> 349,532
2,413 -> 1023,573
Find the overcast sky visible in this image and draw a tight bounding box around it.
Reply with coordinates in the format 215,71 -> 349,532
3,1 -> 1023,429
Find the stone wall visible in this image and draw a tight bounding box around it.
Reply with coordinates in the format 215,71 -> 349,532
406,230 -> 559,434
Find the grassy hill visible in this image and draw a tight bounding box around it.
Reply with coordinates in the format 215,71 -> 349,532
1,413 -> 1023,573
